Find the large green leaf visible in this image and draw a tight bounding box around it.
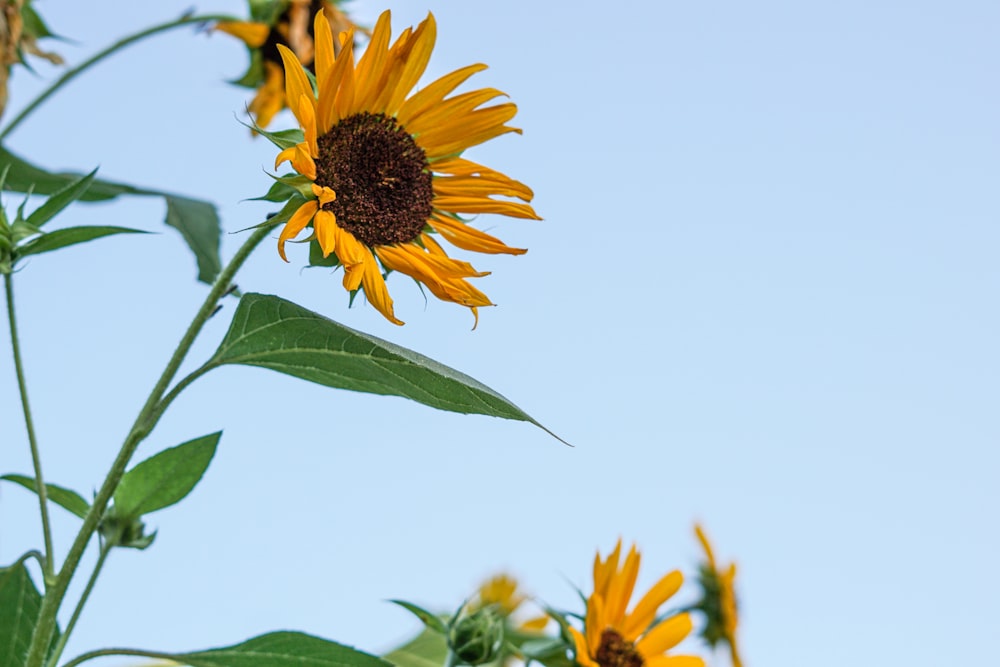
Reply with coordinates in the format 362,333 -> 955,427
0,474 -> 90,518
0,145 -> 222,283
207,293 -> 549,427
383,627 -> 449,667
0,561 -> 56,667
15,225 -> 148,258
113,432 -> 220,520
178,632 -> 394,667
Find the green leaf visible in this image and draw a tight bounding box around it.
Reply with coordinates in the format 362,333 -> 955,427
248,178 -> 299,203
0,474 -> 90,518
388,601 -> 448,635
164,196 -> 222,284
383,628 -> 449,667
15,225 -> 149,258
177,631 -> 394,667
112,432 -> 220,520
208,293 -> 555,431
0,561 -> 55,667
0,145 -> 223,284
308,238 -> 340,268
25,168 -> 97,228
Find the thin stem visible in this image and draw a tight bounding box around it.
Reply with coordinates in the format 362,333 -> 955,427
24,223 -> 275,667
5,273 -> 55,581
0,12 -> 237,142
60,648 -> 178,667
45,543 -> 111,667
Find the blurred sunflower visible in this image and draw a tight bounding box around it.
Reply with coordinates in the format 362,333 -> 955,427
217,0 -> 362,128
473,573 -> 548,632
570,541 -> 704,667
272,10 -> 538,326
692,525 -> 742,667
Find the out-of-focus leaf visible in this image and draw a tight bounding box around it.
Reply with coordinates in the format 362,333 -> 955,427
383,628 -> 449,667
177,631 -> 394,667
0,145 -> 222,283
112,433 -> 220,520
0,560 -> 61,667
388,601 -> 448,635
25,168 -> 97,228
15,225 -> 148,258
207,293 -> 552,429
164,196 -> 222,284
0,474 -> 89,518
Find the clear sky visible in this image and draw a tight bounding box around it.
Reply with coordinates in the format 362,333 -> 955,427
2,1 -> 998,666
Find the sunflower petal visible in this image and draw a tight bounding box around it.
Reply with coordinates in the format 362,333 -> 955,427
277,200 -> 319,262
428,215 -> 526,255
432,196 -> 540,220
384,13 -> 436,115
360,249 -> 403,325
276,44 -> 316,129
351,9 -> 392,114
623,570 -> 684,640
313,12 -> 335,93
635,613 -> 693,657
644,656 -> 706,667
215,21 -> 269,48
314,209 -> 338,257
396,63 -> 489,126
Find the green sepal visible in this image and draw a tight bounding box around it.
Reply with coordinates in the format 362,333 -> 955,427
265,194 -> 309,227
388,600 -> 448,635
98,514 -> 157,550
111,432 -> 221,521
10,219 -> 42,243
308,238 -> 340,267
248,177 -> 299,203
268,172 -> 315,200
231,47 -> 265,89
25,167 -> 97,228
0,474 -> 90,518
243,119 -> 305,150
15,225 -> 149,258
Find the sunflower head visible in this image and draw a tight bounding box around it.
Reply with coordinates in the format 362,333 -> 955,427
217,0 -> 362,128
570,541 -> 705,667
692,525 -> 742,667
267,9 -> 539,327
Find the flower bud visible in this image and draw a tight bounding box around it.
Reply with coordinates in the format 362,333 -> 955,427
449,606 -> 504,666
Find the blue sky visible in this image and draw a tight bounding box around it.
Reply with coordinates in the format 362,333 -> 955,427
1,2 -> 998,666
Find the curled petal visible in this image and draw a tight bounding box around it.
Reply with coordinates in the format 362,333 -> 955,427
277,200 -> 319,262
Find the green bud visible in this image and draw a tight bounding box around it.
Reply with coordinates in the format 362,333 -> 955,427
448,606 -> 504,666
99,513 -> 156,550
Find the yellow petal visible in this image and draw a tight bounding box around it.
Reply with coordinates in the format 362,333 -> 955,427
635,613 -> 693,657
428,215 -> 526,255
313,11 -> 335,93
622,570 -> 684,640
275,143 -> 317,181
594,541 -> 623,600
351,9 -> 391,114
312,183 -> 337,206
249,62 -> 286,129
384,13 -> 436,115
297,94 -> 319,156
568,627 -> 598,667
604,545 -> 640,626
360,249 -> 403,325
314,209 -> 337,257
277,200 -> 319,262
585,594 -> 605,658
215,21 -> 269,48
396,63 -> 488,127
318,30 -> 356,133
644,657 -> 706,667
432,196 -> 540,220
276,44 -> 316,130
405,88 -> 507,136
694,524 -> 718,569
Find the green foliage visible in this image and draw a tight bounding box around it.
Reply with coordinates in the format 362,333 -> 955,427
0,561 -> 59,667
15,225 -> 149,258
164,197 -> 222,284
0,475 -> 90,518
383,628 -> 449,667
111,432 -> 221,520
389,600 -> 448,635
207,293 -> 548,425
0,145 -> 222,283
177,632 -> 395,667
23,168 -> 97,228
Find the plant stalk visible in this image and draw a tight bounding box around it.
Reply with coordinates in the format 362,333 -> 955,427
45,544 -> 111,667
5,273 -> 55,581
23,223 -> 274,667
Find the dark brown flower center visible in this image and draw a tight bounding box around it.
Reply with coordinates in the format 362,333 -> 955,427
314,112 -> 433,247
595,630 -> 644,667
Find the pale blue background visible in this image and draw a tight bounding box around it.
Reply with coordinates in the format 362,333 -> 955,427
1,1 -> 998,666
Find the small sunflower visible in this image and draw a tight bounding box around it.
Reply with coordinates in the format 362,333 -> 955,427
271,10 -> 538,325
693,525 -> 742,667
473,573 -> 549,632
217,0 -> 361,128
570,541 -> 705,667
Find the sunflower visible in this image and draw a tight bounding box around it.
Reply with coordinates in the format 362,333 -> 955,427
270,9 -> 538,326
217,0 -> 361,128
473,573 -> 549,632
693,525 -> 742,667
570,541 -> 705,667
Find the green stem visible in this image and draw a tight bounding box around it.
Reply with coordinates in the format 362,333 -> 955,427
5,273 -> 55,582
59,648 -> 177,667
23,223 -> 274,667
0,12 -> 237,142
45,545 -> 111,667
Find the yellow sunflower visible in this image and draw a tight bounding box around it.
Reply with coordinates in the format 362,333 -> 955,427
570,541 -> 705,667
271,9 -> 538,326
473,573 -> 549,632
693,525 -> 742,667
217,0 -> 361,128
